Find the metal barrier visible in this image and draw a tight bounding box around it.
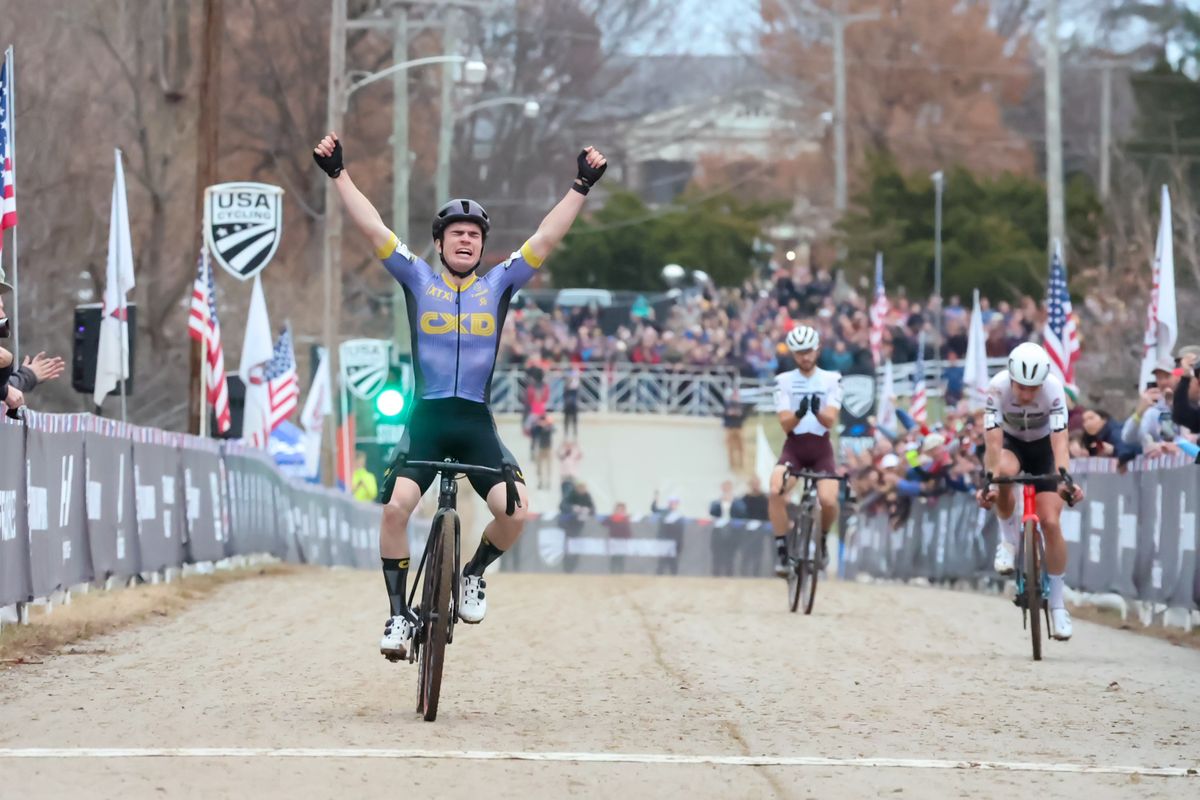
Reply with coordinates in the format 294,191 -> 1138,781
489,357 -> 1010,416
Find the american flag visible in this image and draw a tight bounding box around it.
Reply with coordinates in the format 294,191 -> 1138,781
0,55 -> 17,251
265,324 -> 299,430
868,252 -> 888,366
1042,241 -> 1079,389
188,248 -> 232,433
910,331 -> 928,424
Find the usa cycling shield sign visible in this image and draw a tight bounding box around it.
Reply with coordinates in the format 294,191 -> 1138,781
204,182 -> 284,281
340,338 -> 391,400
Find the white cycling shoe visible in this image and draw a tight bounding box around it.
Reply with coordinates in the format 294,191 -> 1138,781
1050,608 -> 1073,641
993,540 -> 1016,576
380,615 -> 414,661
458,575 -> 487,624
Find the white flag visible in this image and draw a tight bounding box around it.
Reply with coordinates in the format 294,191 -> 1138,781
93,149 -> 137,406
239,275 -> 274,447
300,346 -> 332,479
1140,185 -> 1177,386
755,423 -> 775,488
963,289 -> 990,410
876,360 -> 897,433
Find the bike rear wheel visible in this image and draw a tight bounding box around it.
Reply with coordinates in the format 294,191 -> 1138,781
417,511 -> 456,721
1024,520 -> 1042,662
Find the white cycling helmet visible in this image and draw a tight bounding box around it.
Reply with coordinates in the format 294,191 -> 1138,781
785,325 -> 820,352
1008,342 -> 1051,387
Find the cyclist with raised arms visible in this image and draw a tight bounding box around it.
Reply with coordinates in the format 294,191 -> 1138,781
768,325 -> 844,576
977,342 -> 1084,641
313,132 -> 608,660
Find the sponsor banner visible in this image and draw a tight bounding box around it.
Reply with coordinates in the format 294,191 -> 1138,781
84,421 -> 141,581
180,438 -> 229,564
24,413 -> 93,597
0,416 -> 31,606
131,429 -> 186,573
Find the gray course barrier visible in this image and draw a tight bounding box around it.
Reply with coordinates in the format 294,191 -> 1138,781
0,412 -> 381,609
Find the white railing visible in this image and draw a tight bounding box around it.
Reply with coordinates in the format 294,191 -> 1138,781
489,357 -> 1010,416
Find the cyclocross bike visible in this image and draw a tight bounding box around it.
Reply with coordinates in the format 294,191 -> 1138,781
986,469 -> 1076,662
402,458 -> 519,721
779,465 -> 846,615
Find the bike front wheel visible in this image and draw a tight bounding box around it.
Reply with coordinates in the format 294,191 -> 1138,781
417,511 -> 456,721
1024,520 -> 1042,662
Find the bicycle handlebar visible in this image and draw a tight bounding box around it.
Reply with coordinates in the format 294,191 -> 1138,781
778,463 -> 847,495
404,458 -> 523,516
984,469 -> 1078,506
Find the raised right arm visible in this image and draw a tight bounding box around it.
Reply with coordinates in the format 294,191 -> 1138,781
313,132 -> 395,254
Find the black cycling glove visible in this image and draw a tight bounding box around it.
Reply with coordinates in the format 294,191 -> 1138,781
571,149 -> 607,195
796,397 -> 811,419
811,396 -> 821,414
313,139 -> 344,178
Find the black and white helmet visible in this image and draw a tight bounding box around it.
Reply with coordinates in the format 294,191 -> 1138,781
785,325 -> 820,352
1008,342 -> 1051,387
432,198 -> 490,242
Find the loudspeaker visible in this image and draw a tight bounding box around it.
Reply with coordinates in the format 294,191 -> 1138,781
72,303 -> 137,395
211,373 -> 246,440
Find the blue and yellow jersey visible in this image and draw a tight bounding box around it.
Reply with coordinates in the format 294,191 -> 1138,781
377,232 -> 542,403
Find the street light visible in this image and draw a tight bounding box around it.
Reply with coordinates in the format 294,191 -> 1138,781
454,95 -> 541,121
344,54 -> 487,105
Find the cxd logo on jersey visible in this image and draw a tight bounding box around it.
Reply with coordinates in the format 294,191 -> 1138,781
340,338 -> 391,400
204,182 -> 284,281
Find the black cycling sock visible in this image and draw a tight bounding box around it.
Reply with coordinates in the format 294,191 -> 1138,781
464,535 -> 505,577
774,536 -> 788,558
382,557 -> 409,617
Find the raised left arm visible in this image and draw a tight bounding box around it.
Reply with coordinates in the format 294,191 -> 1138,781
524,146 -> 607,263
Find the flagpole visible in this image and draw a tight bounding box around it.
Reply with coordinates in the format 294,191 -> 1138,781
115,148 -> 129,424
6,46 -> 18,359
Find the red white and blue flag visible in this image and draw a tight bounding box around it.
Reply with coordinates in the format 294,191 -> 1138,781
868,252 -> 888,366
0,52 -> 17,252
188,247 -> 232,433
265,324 -> 299,431
1042,240 -> 1079,391
910,332 -> 928,424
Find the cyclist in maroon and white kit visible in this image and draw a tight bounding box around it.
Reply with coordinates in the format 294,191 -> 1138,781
768,326 -> 844,576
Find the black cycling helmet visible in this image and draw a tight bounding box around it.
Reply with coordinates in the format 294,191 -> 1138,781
432,198 -> 490,242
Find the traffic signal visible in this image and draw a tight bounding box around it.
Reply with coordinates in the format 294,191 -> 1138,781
375,386 -> 405,418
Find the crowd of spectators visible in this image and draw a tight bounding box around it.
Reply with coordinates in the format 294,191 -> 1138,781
498,263 -> 1043,380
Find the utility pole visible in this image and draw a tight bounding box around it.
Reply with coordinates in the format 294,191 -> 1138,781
1044,0 -> 1066,252
392,6 -> 412,354
827,0 -> 879,212
321,0 -> 347,485
435,13 -> 458,206
932,171 -> 944,306
1099,63 -> 1112,203
189,0 -> 224,435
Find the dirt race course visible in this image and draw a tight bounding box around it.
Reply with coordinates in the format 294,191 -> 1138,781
2,569 -> 1197,799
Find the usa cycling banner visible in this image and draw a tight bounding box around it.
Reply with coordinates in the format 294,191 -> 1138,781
340,338 -> 391,400
203,182 -> 284,281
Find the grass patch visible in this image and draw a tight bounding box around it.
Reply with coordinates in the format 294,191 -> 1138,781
1071,604 -> 1200,651
0,562 -> 304,667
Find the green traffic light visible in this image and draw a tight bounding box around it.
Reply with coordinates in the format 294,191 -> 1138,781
375,388 -> 405,417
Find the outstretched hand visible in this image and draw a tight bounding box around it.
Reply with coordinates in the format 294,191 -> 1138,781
23,352 -> 65,383
572,146 -> 608,194
313,132 -> 344,178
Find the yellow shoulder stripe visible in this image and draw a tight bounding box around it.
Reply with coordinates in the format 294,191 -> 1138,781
375,231 -> 399,259
520,241 -> 544,269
